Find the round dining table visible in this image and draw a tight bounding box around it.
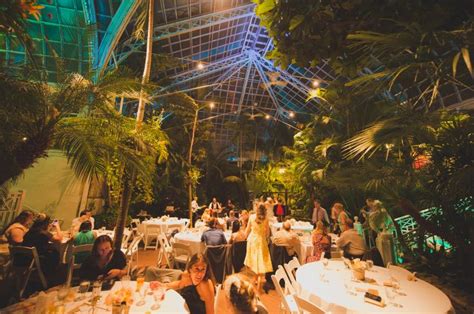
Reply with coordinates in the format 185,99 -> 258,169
174,229 -> 232,255
2,281 -> 187,313
296,260 -> 454,313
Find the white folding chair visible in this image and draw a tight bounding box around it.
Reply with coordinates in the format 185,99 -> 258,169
157,233 -> 172,268
171,242 -> 191,269
214,284 -> 222,314
293,294 -> 325,314
284,256 -> 301,293
271,265 -> 298,314
9,246 -> 48,299
124,234 -> 143,267
65,243 -> 93,286
121,228 -> 133,250
144,224 -> 161,250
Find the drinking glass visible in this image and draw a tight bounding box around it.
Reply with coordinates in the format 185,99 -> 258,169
344,282 -> 356,296
136,285 -> 148,307
136,276 -> 145,292
385,286 -> 401,307
92,281 -> 102,299
322,258 -> 329,269
151,287 -> 165,310
366,260 -> 374,270
121,275 -> 131,289
78,281 -> 90,300
57,285 -> 69,302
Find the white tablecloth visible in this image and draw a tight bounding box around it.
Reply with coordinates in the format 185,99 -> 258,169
2,281 -> 187,313
271,222 -> 313,236
174,230 -> 231,255
296,260 -> 454,313
141,219 -> 188,234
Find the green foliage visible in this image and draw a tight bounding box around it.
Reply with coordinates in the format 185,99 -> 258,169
94,207 -> 132,230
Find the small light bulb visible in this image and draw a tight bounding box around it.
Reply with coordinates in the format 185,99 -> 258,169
197,62 -> 204,70
22,137 -> 28,142
265,114 -> 271,120
312,80 -> 320,87
289,111 -> 295,118
209,102 -> 215,109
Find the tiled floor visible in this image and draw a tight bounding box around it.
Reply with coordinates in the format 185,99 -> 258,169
136,249 -> 281,313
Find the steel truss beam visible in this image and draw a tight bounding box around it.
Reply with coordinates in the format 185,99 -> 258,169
113,3 -> 255,67
95,0 -> 141,76
162,53 -> 248,91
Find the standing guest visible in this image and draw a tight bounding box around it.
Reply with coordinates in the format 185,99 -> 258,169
79,235 -> 127,281
273,198 -> 286,222
239,210 -> 249,229
73,221 -> 96,264
272,221 -> 299,257
244,205 -> 273,293
1,210 -> 34,245
360,198 -> 376,225
330,202 -> 348,234
226,210 -> 239,230
201,218 -> 227,246
226,199 -> 236,213
229,220 -> 247,244
307,221 -> 331,262
264,197 -> 275,221
191,196 -> 203,226
165,253 -> 215,314
22,215 -> 63,279
336,219 -> 367,260
311,199 -> 329,225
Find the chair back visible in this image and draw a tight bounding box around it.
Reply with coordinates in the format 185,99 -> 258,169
270,242 -> 292,270
284,256 -> 301,293
171,242 -> 191,268
157,233 -> 172,268
9,245 -> 48,298
144,224 -> 161,249
204,245 -> 231,284
271,265 -> 297,313
231,241 -> 247,273
121,228 -> 132,250
293,295 -> 325,314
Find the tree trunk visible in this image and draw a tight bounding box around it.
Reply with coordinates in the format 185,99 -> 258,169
188,109 -> 199,226
115,0 -> 154,248
135,0 -> 154,129
114,171 -> 135,250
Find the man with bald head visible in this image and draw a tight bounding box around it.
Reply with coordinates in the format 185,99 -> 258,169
273,220 -> 300,257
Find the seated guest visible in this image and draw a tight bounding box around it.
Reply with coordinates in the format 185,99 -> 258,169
70,210 -> 89,235
336,218 -> 367,260
272,221 -> 299,257
307,221 -> 331,263
79,235 -> 127,281
22,215 -> 63,277
229,220 -> 246,244
1,210 -> 34,245
165,253 -> 215,314
73,221 -> 96,264
226,210 -> 239,230
201,209 -> 211,223
201,218 -> 227,246
84,209 -> 95,229
223,274 -> 268,314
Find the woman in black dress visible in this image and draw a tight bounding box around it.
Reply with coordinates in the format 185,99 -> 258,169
79,235 -> 127,281
165,253 -> 215,314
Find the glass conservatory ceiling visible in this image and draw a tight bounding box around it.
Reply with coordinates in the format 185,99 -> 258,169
0,0 -> 334,145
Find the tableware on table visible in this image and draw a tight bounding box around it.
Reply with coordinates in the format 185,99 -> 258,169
344,282 -> 357,296
366,260 -> 374,270
149,281 -> 165,310
57,285 -> 69,302
385,286 -> 402,307
92,281 -> 102,299
121,275 -> 131,289
136,276 -> 145,292
322,258 -> 329,269
136,284 -> 148,307
78,281 -> 90,300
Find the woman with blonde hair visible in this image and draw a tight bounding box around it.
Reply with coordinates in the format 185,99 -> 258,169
244,205 -> 272,293
223,274 -> 268,313
307,221 -> 331,262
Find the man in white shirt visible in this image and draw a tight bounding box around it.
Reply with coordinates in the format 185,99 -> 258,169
336,218 -> 367,259
71,210 -> 95,235
273,221 -> 300,257
311,199 -> 329,225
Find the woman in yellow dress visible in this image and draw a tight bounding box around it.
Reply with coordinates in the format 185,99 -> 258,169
244,204 -> 273,293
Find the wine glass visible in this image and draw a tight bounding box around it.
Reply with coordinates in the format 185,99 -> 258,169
366,260 -> 374,271
78,281 -> 90,300
385,286 -> 402,307
57,285 -> 69,302
151,286 -> 165,310
322,258 -> 329,269
136,284 -> 148,307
